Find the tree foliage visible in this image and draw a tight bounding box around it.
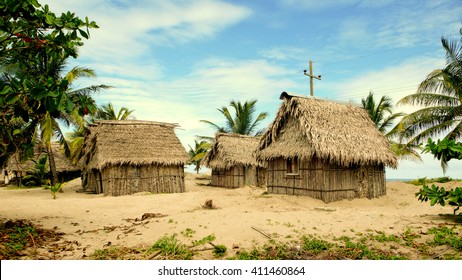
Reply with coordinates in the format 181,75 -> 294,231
417,137 -> 462,215
361,92 -> 405,134
361,92 -> 421,161
397,30 -> 462,145
422,137 -> 462,174
94,102 -> 135,120
187,140 -> 210,174
0,0 -> 100,168
416,184 -> 462,215
200,99 -> 268,136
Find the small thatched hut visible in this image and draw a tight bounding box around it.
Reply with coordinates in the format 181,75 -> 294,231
256,92 -> 397,202
80,120 -> 188,196
202,133 -> 266,188
7,143 -> 81,183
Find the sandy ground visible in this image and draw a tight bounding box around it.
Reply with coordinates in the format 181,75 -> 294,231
0,173 -> 459,259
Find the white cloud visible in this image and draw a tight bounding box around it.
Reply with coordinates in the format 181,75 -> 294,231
336,17 -> 370,44
333,56 -> 445,104
260,46 -> 307,61
387,153 -> 462,179
91,58 -> 294,149
330,55 -> 462,179
277,0 -> 359,10
278,0 -> 399,10
42,0 -> 253,70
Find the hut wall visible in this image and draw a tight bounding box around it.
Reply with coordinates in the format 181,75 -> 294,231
356,165 -> 386,199
257,167 -> 266,186
211,166 -> 244,188
321,163 -> 356,202
266,157 -> 386,202
99,164 -> 185,196
244,165 -> 257,186
82,169 -> 100,193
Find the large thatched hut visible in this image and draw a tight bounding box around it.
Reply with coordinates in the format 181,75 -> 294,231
80,120 -> 188,196
6,143 -> 81,183
256,92 -> 397,202
202,133 -> 266,188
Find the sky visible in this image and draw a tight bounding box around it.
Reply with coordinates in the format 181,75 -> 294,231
41,0 -> 462,179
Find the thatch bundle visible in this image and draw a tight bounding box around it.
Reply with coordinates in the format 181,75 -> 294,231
80,120 -> 188,169
202,133 -> 264,169
257,92 -> 397,169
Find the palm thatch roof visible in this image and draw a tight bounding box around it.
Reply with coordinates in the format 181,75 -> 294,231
80,120 -> 188,169
256,92 -> 398,168
202,133 -> 264,169
7,143 -> 80,173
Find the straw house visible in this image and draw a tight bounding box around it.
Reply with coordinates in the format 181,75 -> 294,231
6,143 -> 81,182
80,120 -> 188,196
256,92 -> 398,202
202,133 -> 266,188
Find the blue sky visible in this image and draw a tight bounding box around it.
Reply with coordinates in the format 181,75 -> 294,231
42,0 -> 462,179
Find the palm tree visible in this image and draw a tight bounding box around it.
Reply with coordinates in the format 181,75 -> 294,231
200,99 -> 268,136
66,102 -> 135,164
397,31 -> 462,145
361,92 -> 405,134
361,92 -> 421,161
38,63 -> 110,185
188,140 -> 211,174
95,102 -> 135,120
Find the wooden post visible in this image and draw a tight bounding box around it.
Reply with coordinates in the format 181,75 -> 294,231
304,60 -> 321,96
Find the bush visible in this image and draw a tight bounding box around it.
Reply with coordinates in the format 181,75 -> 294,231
416,184 -> 462,215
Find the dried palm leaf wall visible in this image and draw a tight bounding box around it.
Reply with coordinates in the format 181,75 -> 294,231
266,157 -> 385,202
88,164 -> 184,195
210,165 -> 265,188
211,166 -> 244,188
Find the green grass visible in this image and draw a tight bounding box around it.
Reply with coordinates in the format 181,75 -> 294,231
89,226 -> 461,260
148,235 -> 193,260
212,244 -> 227,258
3,219 -> 459,260
0,220 -> 39,259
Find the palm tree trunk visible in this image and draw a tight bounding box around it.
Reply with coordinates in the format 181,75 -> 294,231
47,146 -> 59,186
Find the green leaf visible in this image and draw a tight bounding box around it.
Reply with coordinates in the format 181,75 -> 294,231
78,29 -> 88,39
45,14 -> 54,25
13,129 -> 21,136
6,94 -> 19,104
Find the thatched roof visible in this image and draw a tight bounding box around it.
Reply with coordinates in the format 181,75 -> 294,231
256,92 -> 398,168
80,120 -> 188,169
202,133 -> 264,169
7,143 -> 80,173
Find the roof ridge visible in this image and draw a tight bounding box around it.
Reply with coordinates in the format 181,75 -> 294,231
93,120 -> 179,127
280,91 -> 361,107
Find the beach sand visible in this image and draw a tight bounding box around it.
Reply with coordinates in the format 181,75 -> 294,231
0,173 -> 459,259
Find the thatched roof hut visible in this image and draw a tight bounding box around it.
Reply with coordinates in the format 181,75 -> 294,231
80,120 -> 188,196
256,92 -> 397,202
202,133 -> 266,188
7,143 -> 80,182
